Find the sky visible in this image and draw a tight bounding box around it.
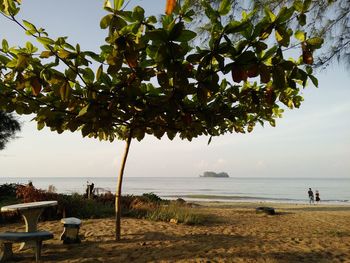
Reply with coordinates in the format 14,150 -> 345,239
0,0 -> 349,179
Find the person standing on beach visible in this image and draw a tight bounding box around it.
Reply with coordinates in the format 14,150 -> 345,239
308,188 -> 314,204
315,190 -> 320,204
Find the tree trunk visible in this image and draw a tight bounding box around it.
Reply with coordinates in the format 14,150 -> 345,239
115,132 -> 132,241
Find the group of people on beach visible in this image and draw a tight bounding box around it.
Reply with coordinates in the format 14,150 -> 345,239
308,188 -> 320,204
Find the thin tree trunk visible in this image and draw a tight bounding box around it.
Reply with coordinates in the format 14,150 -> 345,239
115,131 -> 132,241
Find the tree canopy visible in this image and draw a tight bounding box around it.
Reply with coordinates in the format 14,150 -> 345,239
192,0 -> 349,69
0,0 -> 323,240
0,0 -> 323,141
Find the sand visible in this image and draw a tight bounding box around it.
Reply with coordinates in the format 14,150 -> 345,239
1,202 -> 350,262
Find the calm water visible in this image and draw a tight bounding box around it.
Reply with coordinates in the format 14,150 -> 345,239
1,177 -> 349,204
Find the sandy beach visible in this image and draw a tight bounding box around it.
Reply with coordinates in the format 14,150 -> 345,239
1,202 -> 350,262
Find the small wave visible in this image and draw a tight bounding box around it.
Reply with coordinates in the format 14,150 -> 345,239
165,194 -> 299,201
164,194 -> 350,204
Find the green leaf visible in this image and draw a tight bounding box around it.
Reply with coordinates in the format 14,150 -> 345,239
275,7 -> 294,24
6,59 -> 17,68
309,75 -> 318,87
0,54 -> 10,64
100,14 -> 113,29
272,65 -> 286,89
39,51 -> 53,58
58,49 -> 71,59
25,41 -> 37,53
37,122 -> 45,130
82,68 -> 95,83
275,27 -> 290,47
114,0 -> 124,10
202,1 -> 218,22
225,20 -> 250,34
305,65 -> 313,74
96,65 -> 103,81
22,20 -> 36,31
169,22 -> 184,41
110,16 -> 128,31
175,30 -> 196,42
37,37 -> 54,46
218,0 -> 231,16
264,7 -> 276,22
78,105 -> 89,117
146,29 -> 168,42
293,0 -> 303,12
103,0 -> 112,10
147,16 -> 157,24
262,45 -> 278,61
303,0 -> 312,12
59,82 -> 71,101
297,14 -> 306,26
65,68 -> 77,80
181,0 -> 191,13
166,130 -> 176,140
132,6 -> 144,21
306,37 -> 323,49
2,39 -> 9,52
294,30 -> 305,41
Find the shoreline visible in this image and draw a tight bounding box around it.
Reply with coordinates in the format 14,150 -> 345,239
170,197 -> 350,206
1,201 -> 350,262
192,200 -> 350,210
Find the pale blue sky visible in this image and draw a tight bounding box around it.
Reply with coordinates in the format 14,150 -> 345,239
1,0 -> 349,178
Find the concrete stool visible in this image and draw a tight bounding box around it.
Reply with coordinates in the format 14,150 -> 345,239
60,217 -> 81,244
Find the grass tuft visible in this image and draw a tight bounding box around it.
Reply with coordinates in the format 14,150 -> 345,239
146,203 -> 207,225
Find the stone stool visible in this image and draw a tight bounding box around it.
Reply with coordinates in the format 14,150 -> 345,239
60,217 -> 81,244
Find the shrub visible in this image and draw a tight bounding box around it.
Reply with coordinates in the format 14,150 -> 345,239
0,183 -> 19,198
15,184 -> 114,220
58,193 -> 114,219
0,183 -> 22,223
2,184 -> 207,225
141,192 -> 163,203
146,203 -> 206,225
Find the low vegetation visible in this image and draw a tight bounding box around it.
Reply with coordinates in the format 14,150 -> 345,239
0,183 -> 208,225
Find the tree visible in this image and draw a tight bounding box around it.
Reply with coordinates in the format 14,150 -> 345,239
0,111 -> 20,150
0,0 -> 323,240
192,0 -> 349,68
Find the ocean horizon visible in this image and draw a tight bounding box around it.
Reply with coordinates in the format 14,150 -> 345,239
1,176 -> 349,205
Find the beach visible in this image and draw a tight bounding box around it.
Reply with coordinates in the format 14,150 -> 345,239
1,202 -> 350,262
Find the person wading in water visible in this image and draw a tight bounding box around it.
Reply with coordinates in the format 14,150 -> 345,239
308,188 -> 314,204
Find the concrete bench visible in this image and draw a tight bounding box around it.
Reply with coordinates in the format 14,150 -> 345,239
60,217 -> 81,244
0,231 -> 53,262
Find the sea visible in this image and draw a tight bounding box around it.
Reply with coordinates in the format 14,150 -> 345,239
1,177 -> 349,205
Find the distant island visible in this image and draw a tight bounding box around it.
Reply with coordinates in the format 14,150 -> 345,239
199,171 -> 229,178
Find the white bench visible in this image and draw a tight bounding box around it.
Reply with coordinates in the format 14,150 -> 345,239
60,217 -> 81,244
0,231 -> 53,262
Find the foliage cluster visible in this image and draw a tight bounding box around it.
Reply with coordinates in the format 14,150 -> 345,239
0,183 -> 21,223
192,0 -> 347,68
0,183 -> 18,197
15,184 -> 115,219
0,183 -> 207,225
0,0 -> 323,142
